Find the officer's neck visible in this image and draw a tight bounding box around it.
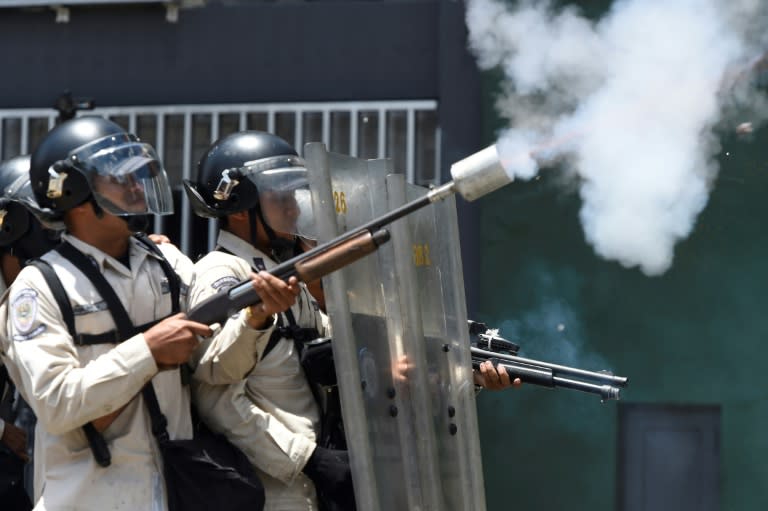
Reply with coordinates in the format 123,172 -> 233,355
66,206 -> 131,259
0,252 -> 21,286
226,214 -> 272,255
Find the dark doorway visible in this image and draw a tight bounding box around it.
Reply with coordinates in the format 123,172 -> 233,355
617,403 -> 720,511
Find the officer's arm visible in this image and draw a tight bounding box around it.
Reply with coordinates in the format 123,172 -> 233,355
194,379 -> 316,484
188,258 -> 277,384
5,269 -> 157,435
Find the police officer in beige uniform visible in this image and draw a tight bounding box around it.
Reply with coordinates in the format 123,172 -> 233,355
0,117 -> 299,511
0,154 -> 56,511
184,131 -> 354,511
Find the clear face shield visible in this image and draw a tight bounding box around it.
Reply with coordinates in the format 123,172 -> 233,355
239,155 -> 316,240
65,133 -> 174,216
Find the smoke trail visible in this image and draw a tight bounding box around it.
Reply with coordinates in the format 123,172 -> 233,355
498,264 -> 609,371
466,0 -> 768,275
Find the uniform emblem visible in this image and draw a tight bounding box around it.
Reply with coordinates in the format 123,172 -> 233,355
212,276 -> 240,291
11,289 -> 39,335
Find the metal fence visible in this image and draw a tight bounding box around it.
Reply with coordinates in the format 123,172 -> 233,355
0,100 -> 440,257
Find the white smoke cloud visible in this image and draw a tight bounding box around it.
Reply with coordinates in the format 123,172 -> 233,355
466,0 -> 768,275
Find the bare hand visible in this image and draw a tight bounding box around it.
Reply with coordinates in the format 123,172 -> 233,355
392,354 -> 412,383
144,312 -> 212,368
1,423 -> 29,461
246,272 -> 301,329
475,361 -> 522,391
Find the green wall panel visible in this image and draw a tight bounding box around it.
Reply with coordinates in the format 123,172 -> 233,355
476,116 -> 768,509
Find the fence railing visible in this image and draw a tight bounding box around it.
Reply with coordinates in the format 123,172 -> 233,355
0,100 -> 440,257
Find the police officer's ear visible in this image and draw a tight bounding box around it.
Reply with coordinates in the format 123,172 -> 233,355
64,200 -> 97,224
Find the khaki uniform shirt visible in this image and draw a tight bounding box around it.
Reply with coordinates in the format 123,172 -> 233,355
1,234 -> 196,511
190,230 -> 327,511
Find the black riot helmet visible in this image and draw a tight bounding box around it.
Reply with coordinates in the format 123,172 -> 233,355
30,116 -> 174,220
0,155 -> 63,261
184,131 -> 316,260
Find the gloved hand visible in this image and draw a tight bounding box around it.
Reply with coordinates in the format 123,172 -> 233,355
303,446 -> 356,511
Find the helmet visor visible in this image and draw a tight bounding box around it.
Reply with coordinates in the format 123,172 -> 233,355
242,156 -> 316,239
69,134 -> 173,216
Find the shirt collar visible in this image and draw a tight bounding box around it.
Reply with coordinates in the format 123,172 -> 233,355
61,233 -> 158,277
216,230 -> 273,264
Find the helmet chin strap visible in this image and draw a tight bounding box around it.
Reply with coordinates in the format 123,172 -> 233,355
248,205 -> 299,263
89,198 -> 104,219
125,214 -> 150,233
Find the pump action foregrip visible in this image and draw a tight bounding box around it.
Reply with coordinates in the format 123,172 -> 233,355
187,229 -> 390,325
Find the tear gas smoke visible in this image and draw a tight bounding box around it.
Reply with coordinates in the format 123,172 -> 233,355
466,0 -> 768,275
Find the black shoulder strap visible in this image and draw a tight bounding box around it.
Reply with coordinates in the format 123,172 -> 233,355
28,259 -> 76,338
28,258 -> 123,346
27,256 -> 113,467
133,233 -> 181,314
261,315 -> 285,360
56,243 -> 135,337
53,241 -> 183,466
262,308 -> 320,360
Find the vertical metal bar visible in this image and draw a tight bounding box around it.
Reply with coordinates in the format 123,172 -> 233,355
435,125 -> 443,184
20,116 -> 29,154
406,109 -> 415,184
350,109 -> 358,158
208,112 -> 221,253
128,112 -> 137,134
322,109 -> 330,148
295,110 -> 303,154
180,112 -> 192,255
377,108 -> 386,159
239,111 -> 247,131
154,113 -> 166,235
0,116 -> 4,161
267,108 -> 275,134
48,116 -> 56,130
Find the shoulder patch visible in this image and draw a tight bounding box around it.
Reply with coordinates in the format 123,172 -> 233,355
212,276 -> 240,292
11,289 -> 39,334
13,324 -> 46,342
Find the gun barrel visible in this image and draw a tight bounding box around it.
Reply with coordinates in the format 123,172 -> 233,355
471,347 -> 625,401
472,346 -> 627,387
551,375 -> 621,401
512,353 -> 628,387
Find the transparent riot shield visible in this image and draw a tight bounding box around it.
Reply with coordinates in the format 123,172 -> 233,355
304,143 -> 486,511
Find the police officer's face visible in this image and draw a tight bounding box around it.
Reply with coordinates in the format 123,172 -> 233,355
93,174 -> 147,213
260,190 -> 300,234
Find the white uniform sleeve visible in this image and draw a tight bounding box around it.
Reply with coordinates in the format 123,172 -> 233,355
189,257 -> 276,384
193,379 -> 315,484
5,268 -> 158,436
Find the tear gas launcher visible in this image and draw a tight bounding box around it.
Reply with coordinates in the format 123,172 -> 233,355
187,146 -> 515,325
468,320 -> 628,401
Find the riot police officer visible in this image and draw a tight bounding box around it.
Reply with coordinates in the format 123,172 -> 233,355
0,154 -> 55,511
184,131 -> 355,511
0,117 -> 296,510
